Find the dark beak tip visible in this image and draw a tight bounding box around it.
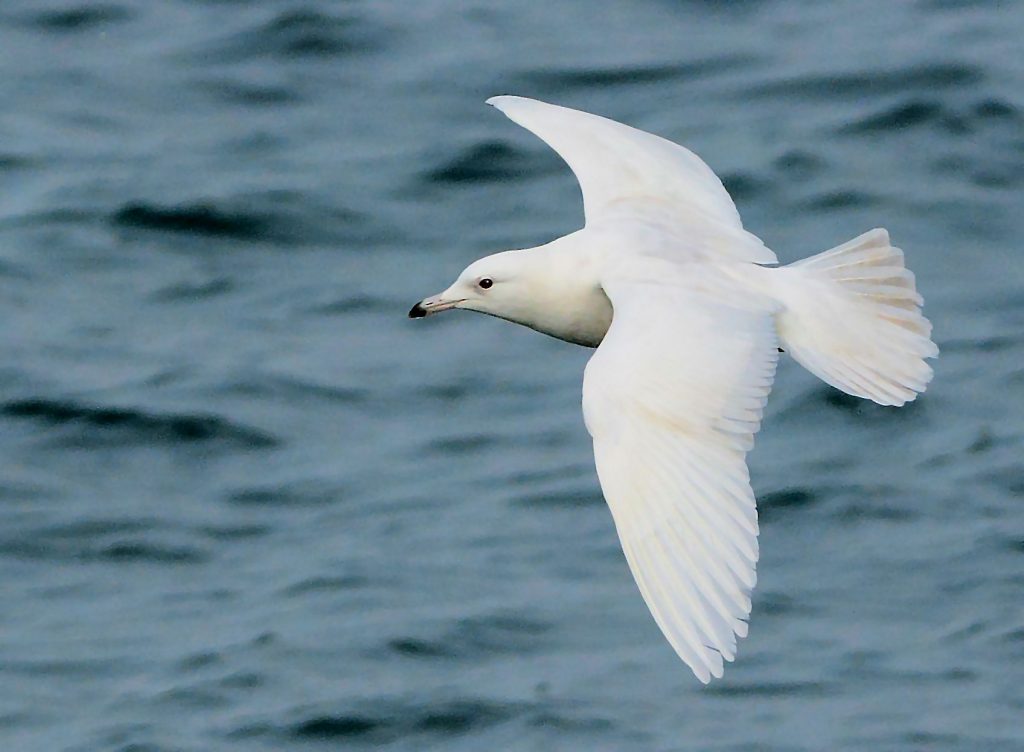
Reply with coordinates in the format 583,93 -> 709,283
408,302 -> 427,319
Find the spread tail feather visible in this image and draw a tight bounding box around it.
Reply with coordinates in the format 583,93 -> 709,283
774,229 -> 938,406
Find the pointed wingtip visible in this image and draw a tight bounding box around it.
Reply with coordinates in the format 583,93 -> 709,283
486,95 -> 516,111
486,95 -> 542,114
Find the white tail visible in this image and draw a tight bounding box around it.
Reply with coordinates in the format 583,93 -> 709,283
773,229 -> 938,406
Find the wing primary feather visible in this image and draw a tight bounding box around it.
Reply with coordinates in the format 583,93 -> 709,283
623,441 -> 755,617
642,437 -> 758,588
627,540 -> 723,681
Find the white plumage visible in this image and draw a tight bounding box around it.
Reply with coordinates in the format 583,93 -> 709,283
410,96 -> 937,682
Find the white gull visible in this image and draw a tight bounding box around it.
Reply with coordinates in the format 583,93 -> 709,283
410,96 -> 937,683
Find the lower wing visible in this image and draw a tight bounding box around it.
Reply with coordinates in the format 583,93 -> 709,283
582,271 -> 779,682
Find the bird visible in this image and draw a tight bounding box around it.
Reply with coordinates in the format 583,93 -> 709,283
408,96 -> 937,683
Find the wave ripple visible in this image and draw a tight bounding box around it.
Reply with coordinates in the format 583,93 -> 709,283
2,398 -> 279,448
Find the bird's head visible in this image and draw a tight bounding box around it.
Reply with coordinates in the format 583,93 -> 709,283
408,250 -> 533,323
408,233 -> 610,347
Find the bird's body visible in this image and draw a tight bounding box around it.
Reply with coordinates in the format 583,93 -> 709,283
410,96 -> 937,683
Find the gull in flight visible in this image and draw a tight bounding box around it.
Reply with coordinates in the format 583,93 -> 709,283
409,96 -> 937,683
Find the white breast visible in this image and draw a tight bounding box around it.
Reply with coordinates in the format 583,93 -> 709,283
511,238 -> 614,348
525,283 -> 612,347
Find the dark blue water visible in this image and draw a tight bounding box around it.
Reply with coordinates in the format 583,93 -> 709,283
1,1 -> 1022,750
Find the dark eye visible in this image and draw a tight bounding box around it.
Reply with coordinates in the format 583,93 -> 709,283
478,277 -> 493,290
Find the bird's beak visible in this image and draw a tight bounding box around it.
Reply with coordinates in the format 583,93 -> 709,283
408,292 -> 463,318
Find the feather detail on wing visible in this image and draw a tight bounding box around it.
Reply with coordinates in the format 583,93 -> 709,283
582,272 -> 779,682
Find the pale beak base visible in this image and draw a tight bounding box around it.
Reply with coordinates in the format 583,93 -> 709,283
408,294 -> 462,318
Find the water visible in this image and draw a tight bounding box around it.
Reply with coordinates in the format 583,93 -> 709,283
1,1 -> 1022,750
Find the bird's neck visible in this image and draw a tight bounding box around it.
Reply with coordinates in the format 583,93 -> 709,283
511,232 -> 613,348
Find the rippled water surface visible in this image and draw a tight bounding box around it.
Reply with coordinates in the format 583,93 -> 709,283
2,1 -> 1023,750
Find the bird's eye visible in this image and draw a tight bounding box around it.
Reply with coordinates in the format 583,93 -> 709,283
478,277 -> 493,290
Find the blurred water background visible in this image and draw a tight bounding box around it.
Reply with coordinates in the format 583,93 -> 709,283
1,1 -> 1022,750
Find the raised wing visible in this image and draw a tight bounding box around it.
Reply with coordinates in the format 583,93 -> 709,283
487,96 -> 777,265
582,270 -> 779,682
